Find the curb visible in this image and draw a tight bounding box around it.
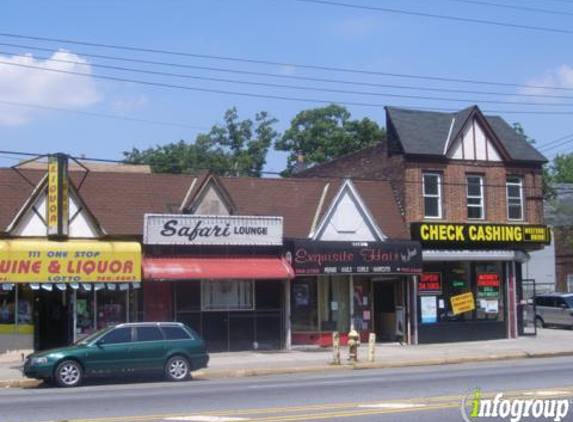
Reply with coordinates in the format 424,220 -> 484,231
193,349 -> 573,380
2,350 -> 573,388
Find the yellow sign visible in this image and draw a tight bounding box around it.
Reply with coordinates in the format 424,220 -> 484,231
47,158 -> 59,235
0,240 -> 141,283
47,156 -> 69,237
450,292 -> 476,315
415,223 -> 550,245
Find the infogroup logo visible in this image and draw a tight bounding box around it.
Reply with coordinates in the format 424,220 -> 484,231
461,389 -> 570,422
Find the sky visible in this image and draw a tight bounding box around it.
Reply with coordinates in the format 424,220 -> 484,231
0,0 -> 572,173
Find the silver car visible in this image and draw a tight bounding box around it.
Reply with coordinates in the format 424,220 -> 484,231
535,293 -> 573,328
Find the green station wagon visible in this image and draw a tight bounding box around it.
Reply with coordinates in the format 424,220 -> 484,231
23,322 -> 209,387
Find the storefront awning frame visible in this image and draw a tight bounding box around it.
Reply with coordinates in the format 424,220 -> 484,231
422,249 -> 530,263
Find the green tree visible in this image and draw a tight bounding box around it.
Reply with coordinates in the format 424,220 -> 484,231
550,153 -> 573,183
275,104 -> 386,175
124,108 -> 278,176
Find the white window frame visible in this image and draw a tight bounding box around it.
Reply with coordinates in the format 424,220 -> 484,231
201,279 -> 255,311
567,274 -> 573,293
423,172 -> 442,219
466,175 -> 485,220
506,176 -> 524,221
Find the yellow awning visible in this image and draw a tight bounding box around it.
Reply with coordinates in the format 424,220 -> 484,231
0,240 -> 141,283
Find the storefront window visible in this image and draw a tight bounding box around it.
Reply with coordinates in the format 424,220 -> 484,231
419,262 -> 505,324
291,278 -> 318,331
202,280 -> 254,311
97,289 -> 127,329
318,276 -> 349,333
475,262 -> 504,322
17,286 -> 34,326
76,290 -> 95,337
0,289 -> 15,325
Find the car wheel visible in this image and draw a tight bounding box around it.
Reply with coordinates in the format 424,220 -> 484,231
165,356 -> 190,381
54,360 -> 83,388
535,317 -> 545,329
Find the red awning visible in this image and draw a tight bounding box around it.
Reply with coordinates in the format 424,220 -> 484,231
143,256 -> 295,280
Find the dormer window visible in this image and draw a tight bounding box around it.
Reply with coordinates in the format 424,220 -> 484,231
423,173 -> 442,219
467,175 -> 484,220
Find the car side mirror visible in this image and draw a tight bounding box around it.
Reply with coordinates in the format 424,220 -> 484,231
95,339 -> 105,346
561,304 -> 568,309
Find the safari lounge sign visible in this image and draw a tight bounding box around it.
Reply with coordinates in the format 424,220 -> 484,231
144,214 -> 283,245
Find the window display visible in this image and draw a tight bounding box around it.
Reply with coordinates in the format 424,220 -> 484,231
318,276 -> 349,333
202,280 -> 254,311
76,290 -> 95,336
419,261 -> 505,324
97,289 -> 127,329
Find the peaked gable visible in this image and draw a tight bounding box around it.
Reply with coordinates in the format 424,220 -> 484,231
386,105 -> 547,163
312,180 -> 386,241
185,175 -> 236,215
446,111 -> 507,162
8,175 -> 103,238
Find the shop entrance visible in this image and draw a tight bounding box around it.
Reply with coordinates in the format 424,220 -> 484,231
373,279 -> 404,342
36,289 -> 72,351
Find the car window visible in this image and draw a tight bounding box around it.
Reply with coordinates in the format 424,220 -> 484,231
535,297 -> 548,307
162,326 -> 192,340
136,326 -> 163,342
100,327 -> 132,344
564,297 -> 573,308
554,297 -> 567,308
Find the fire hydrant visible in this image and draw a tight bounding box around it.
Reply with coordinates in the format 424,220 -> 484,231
347,329 -> 360,362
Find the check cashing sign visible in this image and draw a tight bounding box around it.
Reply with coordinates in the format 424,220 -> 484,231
411,223 -> 550,247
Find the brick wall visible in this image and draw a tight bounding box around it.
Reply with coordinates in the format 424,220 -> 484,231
403,161 -> 544,225
555,226 -> 573,292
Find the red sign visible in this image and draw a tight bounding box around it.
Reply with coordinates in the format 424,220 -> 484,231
418,272 -> 442,295
477,273 -> 500,287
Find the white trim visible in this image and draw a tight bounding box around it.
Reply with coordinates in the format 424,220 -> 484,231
506,176 -> 524,221
443,117 -> 456,155
309,182 -> 330,238
423,249 -> 530,263
6,174 -> 48,233
422,173 -> 442,219
312,179 -> 386,241
179,176 -> 198,212
466,174 -> 485,220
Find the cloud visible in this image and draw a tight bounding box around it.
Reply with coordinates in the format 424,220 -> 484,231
516,65 -> 573,103
0,50 -> 101,125
111,94 -> 149,115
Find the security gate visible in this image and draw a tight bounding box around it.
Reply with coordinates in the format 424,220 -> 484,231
520,278 -> 537,336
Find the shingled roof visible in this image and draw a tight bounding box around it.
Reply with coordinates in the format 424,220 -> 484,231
386,106 -> 547,163
0,169 -> 410,240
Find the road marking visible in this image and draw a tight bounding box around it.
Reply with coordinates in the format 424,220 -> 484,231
359,402 -> 426,409
31,385 -> 573,422
165,417 -> 250,422
523,390 -> 570,396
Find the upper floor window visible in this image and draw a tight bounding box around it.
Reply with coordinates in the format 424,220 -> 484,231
506,176 -> 524,220
467,175 -> 484,220
423,173 -> 442,219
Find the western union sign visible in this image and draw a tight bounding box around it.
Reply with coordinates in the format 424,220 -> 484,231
0,240 -> 141,283
411,223 -> 551,246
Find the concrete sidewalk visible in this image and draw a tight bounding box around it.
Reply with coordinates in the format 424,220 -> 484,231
2,328 -> 573,388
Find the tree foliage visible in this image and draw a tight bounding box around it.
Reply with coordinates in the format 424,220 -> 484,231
275,104 -> 386,175
123,108 -> 278,176
550,153 -> 573,184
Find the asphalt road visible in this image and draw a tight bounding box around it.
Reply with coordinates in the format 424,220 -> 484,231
1,356 -> 573,422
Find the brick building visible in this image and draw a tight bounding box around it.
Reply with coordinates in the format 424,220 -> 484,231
297,105 -> 551,343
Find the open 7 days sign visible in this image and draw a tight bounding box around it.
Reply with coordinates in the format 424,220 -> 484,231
143,214 -> 284,245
